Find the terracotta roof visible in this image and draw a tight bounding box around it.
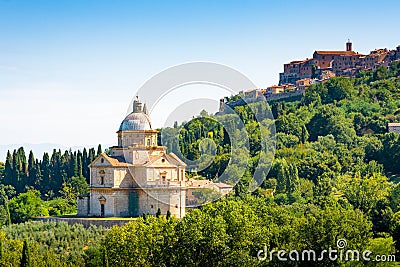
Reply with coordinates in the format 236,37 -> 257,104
268,85 -> 285,89
212,182 -> 233,188
103,154 -> 130,167
143,152 -> 186,168
388,123 -> 400,127
89,153 -> 131,167
315,51 -> 357,55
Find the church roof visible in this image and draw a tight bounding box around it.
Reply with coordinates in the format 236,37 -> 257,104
314,51 -> 359,56
143,152 -> 187,167
89,153 -> 132,167
119,112 -> 152,131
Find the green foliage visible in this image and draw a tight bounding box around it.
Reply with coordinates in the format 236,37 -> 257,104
9,190 -> 46,224
325,76 -> 355,102
338,172 -> 390,214
102,199 -> 374,266
1,221 -> 106,266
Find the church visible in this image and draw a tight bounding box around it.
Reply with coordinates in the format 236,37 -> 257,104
77,98 -> 187,218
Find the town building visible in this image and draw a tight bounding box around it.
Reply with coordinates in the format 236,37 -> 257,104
279,41 -> 399,84
388,123 -> 400,134
186,178 -> 233,206
296,78 -> 318,90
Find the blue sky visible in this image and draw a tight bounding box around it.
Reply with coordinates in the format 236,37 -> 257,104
0,0 -> 400,155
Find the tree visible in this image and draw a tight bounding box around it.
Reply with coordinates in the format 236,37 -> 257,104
166,210 -> 171,220
102,246 -> 109,267
338,172 -> 391,214
275,159 -> 298,195
156,208 -> 161,218
3,151 -> 13,185
20,240 -> 30,267
97,145 -> 103,156
9,190 -> 45,223
307,104 -> 356,144
325,76 -> 354,102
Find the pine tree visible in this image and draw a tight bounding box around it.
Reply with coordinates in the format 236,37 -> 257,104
20,240 -> 30,267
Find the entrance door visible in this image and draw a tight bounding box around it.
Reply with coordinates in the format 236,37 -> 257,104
100,204 -> 105,217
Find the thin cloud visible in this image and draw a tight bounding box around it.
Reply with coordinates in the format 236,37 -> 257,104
0,65 -> 17,71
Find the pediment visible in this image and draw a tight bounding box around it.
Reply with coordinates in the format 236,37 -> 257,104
144,154 -> 183,168
89,153 -> 129,168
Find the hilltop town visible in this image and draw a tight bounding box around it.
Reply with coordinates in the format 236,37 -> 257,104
242,41 -> 400,101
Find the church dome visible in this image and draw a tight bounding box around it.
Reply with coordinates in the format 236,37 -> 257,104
119,112 -> 152,131
118,99 -> 152,131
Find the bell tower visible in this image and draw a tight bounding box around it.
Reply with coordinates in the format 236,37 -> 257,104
346,39 -> 353,52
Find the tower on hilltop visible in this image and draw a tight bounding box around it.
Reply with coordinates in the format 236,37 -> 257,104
346,39 -> 353,52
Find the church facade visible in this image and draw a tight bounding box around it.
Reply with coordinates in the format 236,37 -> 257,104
77,99 -> 187,218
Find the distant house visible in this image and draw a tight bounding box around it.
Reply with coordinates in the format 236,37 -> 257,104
266,85 -> 285,95
186,178 -> 233,206
296,78 -> 318,90
388,123 -> 400,134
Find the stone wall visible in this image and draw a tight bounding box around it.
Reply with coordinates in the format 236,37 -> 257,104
35,217 -> 135,228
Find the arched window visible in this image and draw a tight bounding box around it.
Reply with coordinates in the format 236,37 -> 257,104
99,170 -> 105,185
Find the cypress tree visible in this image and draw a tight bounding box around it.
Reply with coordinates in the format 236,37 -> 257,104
287,163 -> 299,196
0,237 -> 3,261
17,147 -> 27,174
97,144 -> 102,156
102,246 -> 109,267
77,150 -> 83,177
12,149 -> 23,193
300,125 -> 309,144
88,148 -> 95,162
70,152 -> 78,178
4,151 -> 13,186
3,197 -> 11,226
166,210 -> 171,220
156,208 -> 161,218
82,148 -> 88,179
276,159 -> 288,194
41,153 -> 51,195
27,151 -> 35,187
20,240 -> 30,267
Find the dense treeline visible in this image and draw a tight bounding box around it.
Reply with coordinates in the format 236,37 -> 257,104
0,146 -> 102,223
3,145 -> 102,196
